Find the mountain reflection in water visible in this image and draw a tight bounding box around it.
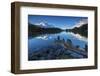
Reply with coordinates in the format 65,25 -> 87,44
28,31 -> 88,61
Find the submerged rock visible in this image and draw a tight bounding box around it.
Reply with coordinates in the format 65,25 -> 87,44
28,42 -> 88,61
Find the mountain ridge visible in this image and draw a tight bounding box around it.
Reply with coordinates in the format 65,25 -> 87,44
66,23 -> 88,37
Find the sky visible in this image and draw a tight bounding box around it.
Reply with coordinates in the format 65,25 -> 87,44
28,15 -> 88,29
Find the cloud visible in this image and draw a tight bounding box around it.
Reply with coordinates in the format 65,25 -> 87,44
71,19 -> 88,29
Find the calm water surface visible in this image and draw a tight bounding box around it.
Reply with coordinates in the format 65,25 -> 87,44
28,32 -> 87,54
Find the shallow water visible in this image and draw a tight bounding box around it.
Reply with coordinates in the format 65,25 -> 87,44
28,31 -> 88,54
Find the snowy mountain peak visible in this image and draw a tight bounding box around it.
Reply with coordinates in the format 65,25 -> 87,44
36,22 -> 47,27
34,22 -> 55,28
70,19 -> 88,29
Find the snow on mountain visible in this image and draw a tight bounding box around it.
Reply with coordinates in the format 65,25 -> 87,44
71,19 -> 88,29
34,22 -> 55,28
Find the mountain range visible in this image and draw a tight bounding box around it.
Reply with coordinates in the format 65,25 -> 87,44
28,21 -> 88,37
66,23 -> 88,37
28,22 -> 63,37
32,22 -> 57,29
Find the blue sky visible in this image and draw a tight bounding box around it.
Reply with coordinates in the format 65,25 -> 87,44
28,15 -> 87,29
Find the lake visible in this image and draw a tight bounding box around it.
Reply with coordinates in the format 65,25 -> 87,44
28,31 -> 88,60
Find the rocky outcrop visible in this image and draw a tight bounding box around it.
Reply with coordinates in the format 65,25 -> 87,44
28,38 -> 88,61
